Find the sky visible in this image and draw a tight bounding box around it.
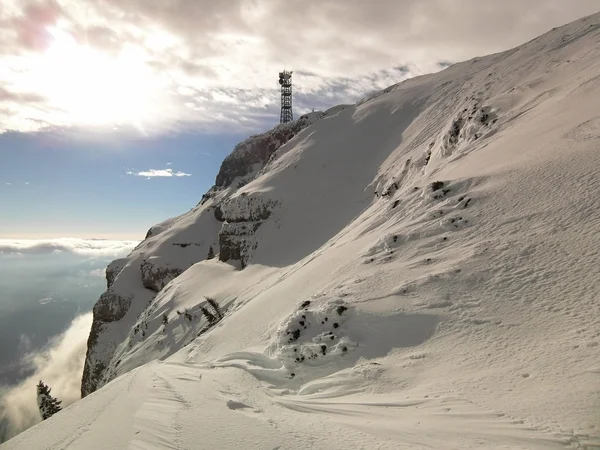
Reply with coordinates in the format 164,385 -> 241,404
1,0 -> 599,239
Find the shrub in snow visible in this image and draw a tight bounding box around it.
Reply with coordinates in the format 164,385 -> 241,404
424,150 -> 432,166
200,306 -> 216,325
207,245 -> 215,260
273,299 -> 357,371
447,117 -> 464,146
197,298 -> 225,337
445,215 -> 470,229
36,381 -> 62,420
205,297 -> 223,320
430,181 -> 445,192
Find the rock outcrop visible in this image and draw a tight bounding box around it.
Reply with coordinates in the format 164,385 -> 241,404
81,321 -> 108,396
81,288 -> 133,396
106,258 -> 127,289
215,112 -> 324,187
218,222 -> 260,268
92,290 -> 132,323
140,258 -> 184,293
215,194 -> 279,268
81,111 -> 328,397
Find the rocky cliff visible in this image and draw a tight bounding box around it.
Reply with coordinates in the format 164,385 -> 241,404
81,110 -> 336,396
214,112 -> 326,187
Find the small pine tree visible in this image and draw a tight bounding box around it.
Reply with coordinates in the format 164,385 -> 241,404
205,297 -> 223,320
36,381 -> 62,420
162,313 -> 168,326
200,306 -> 216,325
207,245 -> 215,260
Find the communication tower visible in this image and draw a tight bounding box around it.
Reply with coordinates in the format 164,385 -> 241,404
278,70 -> 293,123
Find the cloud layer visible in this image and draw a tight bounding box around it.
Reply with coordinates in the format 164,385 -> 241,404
0,313 -> 92,441
127,168 -> 191,178
1,0 -> 598,134
0,238 -> 138,257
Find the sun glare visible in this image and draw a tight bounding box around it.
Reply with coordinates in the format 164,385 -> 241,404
25,27 -> 169,131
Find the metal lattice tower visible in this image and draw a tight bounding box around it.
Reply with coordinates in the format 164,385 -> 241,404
278,70 -> 293,123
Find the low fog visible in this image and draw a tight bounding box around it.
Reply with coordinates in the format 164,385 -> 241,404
0,313 -> 92,441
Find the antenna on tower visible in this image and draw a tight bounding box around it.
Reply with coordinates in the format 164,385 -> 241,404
278,70 -> 293,124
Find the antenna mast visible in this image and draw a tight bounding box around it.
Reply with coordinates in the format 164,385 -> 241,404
278,70 -> 293,124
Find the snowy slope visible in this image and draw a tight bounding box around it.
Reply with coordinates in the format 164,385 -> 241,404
5,13 -> 600,449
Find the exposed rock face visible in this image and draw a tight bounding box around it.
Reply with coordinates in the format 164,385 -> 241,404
81,112 -> 325,397
219,222 -> 261,268
140,258 -> 184,293
106,258 -> 127,289
81,321 -> 107,397
214,196 -> 277,223
93,290 -> 132,323
215,195 -> 279,268
215,112 -> 324,187
81,289 -> 132,397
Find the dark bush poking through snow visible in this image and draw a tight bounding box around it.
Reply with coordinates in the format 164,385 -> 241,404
273,299 -> 357,374
430,181 -> 445,192
300,300 -> 311,309
197,297 -> 225,337
207,245 -> 215,260
205,297 -> 223,320
448,118 -> 464,146
200,306 -> 216,325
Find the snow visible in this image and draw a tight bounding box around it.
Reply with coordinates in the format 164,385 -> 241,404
5,13 -> 600,449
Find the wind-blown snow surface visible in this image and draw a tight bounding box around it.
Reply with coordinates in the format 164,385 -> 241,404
5,14 -> 600,449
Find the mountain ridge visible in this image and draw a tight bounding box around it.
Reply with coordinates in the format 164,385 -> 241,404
7,12 -> 599,449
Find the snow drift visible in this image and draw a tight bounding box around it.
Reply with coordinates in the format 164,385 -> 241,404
5,13 -> 600,449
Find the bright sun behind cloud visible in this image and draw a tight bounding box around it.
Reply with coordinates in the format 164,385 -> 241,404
2,0 -> 597,135
21,26 -> 171,132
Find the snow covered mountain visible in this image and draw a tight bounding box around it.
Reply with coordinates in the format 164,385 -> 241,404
5,13 -> 600,449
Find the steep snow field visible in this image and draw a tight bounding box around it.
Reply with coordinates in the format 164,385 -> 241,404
4,13 -> 600,449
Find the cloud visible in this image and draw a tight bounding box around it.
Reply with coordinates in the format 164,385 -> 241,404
0,0 -> 598,134
0,238 -> 138,257
10,0 -> 64,52
0,87 -> 45,103
17,335 -> 32,355
127,168 -> 192,177
88,268 -> 106,277
0,313 -> 92,441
